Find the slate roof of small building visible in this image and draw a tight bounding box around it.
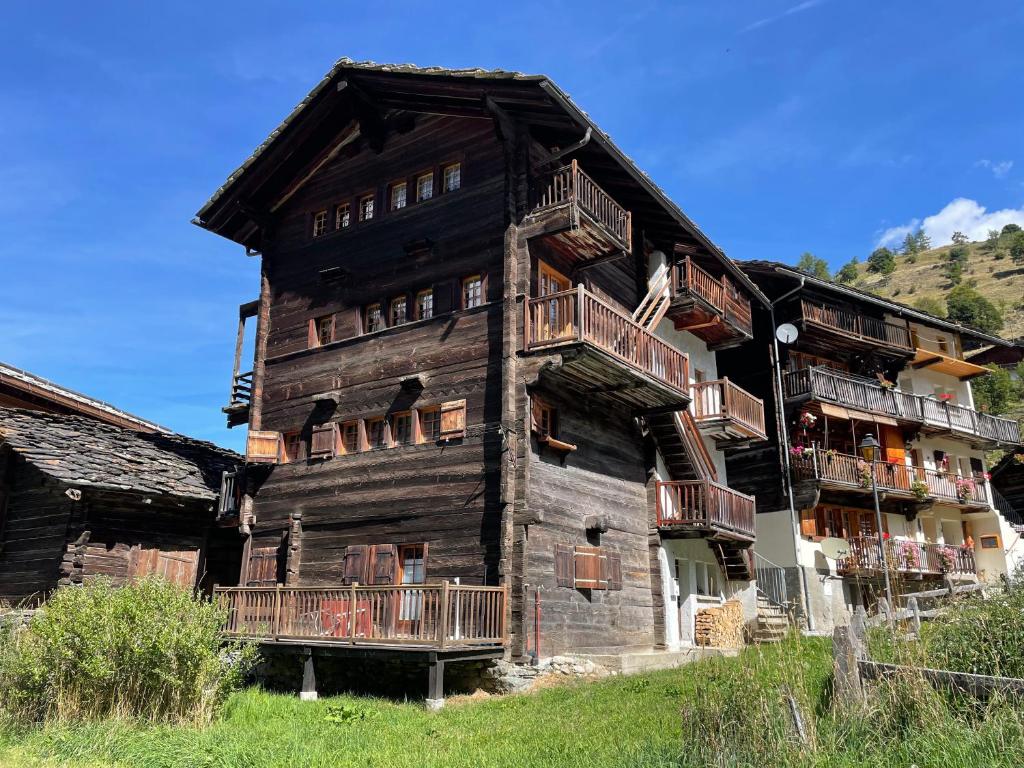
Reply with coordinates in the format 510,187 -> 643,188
0,407 -> 241,501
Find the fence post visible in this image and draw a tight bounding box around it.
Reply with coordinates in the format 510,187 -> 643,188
832,625 -> 865,707
438,581 -> 450,649
907,596 -> 921,636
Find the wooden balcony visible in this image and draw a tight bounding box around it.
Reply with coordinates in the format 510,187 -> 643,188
655,480 -> 756,542
792,449 -> 990,508
784,366 -> 1022,448
530,160 -> 631,260
524,285 -> 690,410
836,536 -> 976,579
692,378 -> 767,443
667,257 -> 753,349
215,582 -> 507,650
223,370 -> 253,428
799,299 -> 913,355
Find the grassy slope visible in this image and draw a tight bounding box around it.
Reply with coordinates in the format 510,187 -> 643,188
848,241 -> 1024,340
2,636 -> 1023,768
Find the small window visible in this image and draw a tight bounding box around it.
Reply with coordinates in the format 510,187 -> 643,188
390,182 -> 407,211
312,210 -> 328,238
416,289 -> 434,320
390,296 -> 407,327
443,163 -> 461,192
532,398 -> 557,438
462,275 -> 483,309
364,303 -> 384,334
336,203 -> 351,230
419,407 -> 441,443
281,431 -> 305,463
340,421 -> 361,455
313,315 -> 334,347
359,194 -> 375,222
416,172 -> 434,202
392,412 -> 413,445
366,417 -> 388,450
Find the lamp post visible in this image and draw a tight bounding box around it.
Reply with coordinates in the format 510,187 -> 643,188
858,434 -> 894,613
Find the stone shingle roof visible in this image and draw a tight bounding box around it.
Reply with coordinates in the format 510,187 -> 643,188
0,407 -> 241,501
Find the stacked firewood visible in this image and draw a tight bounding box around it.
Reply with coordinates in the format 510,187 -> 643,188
694,599 -> 744,648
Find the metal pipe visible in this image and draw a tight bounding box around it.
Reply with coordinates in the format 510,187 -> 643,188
869,460 -> 895,613
534,588 -> 542,665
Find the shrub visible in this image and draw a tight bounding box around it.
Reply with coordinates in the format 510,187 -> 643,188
946,283 -> 1003,334
867,247 -> 896,275
0,578 -> 256,726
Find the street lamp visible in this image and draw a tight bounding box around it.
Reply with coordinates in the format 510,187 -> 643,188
858,434 -> 894,613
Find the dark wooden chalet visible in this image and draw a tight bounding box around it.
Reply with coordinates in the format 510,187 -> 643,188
0,408 -> 241,604
194,59 -> 766,697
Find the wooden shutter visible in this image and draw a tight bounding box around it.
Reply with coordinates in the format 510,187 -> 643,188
432,279 -> 456,314
246,431 -> 280,464
310,423 -> 337,459
574,545 -> 607,590
307,318 -> 318,349
156,550 -> 200,588
342,544 -> 370,585
799,507 -> 818,537
603,552 -> 622,591
371,544 -> 397,585
440,399 -> 467,440
246,546 -> 281,586
554,543 -> 574,587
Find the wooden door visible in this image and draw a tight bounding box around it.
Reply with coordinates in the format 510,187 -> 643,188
538,261 -> 572,341
130,546 -> 200,589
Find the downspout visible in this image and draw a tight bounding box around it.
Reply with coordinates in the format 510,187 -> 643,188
768,275 -> 814,631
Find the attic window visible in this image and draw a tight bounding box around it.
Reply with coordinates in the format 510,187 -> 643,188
359,194 -> 375,222
416,172 -> 434,201
390,296 -> 407,327
312,210 -> 328,238
443,163 -> 461,192
390,182 -> 407,211
416,289 -> 434,320
336,203 -> 351,230
364,303 -> 384,334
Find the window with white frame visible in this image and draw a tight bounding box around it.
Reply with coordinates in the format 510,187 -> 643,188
443,163 -> 461,192
416,172 -> 434,202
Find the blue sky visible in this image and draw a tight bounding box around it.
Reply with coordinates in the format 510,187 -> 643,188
2,1 -> 1022,451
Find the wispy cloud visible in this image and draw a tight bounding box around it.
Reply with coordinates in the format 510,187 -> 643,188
876,198 -> 1024,248
974,159 -> 1014,179
740,0 -> 827,33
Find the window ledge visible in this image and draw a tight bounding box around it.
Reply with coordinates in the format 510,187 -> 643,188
537,434 -> 577,453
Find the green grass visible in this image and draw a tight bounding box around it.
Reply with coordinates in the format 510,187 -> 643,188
2,636 -> 1023,768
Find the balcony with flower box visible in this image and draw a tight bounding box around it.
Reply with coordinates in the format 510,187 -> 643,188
836,536 -> 976,579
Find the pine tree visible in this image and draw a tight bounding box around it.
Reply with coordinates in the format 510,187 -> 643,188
901,232 -> 918,255
951,231 -> 968,245
867,247 -> 896,275
914,229 -> 931,251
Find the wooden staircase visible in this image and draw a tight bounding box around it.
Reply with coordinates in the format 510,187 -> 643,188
754,595 -> 791,643
633,263 -> 673,331
711,541 -> 753,582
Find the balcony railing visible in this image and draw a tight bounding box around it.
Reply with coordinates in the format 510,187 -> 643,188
692,378 -> 767,441
800,300 -> 913,351
837,536 -> 976,577
215,582 -> 508,649
655,480 -> 756,540
672,258 -> 753,336
525,285 -> 689,396
535,159 -> 631,251
792,449 -> 989,506
230,370 -> 253,406
784,366 -> 1022,446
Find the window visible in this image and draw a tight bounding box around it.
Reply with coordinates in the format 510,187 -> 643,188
443,163 -> 461,192
366,417 -> 388,450
390,182 -> 407,211
312,210 -> 328,238
390,296 -> 407,327
281,431 -> 305,463
392,412 -> 413,445
364,303 -> 384,334
398,543 -> 427,621
416,172 -> 434,202
419,407 -> 441,443
359,194 -> 375,222
416,289 -> 434,320
336,203 -> 351,230
462,275 -> 483,309
532,397 -> 557,438
340,421 -> 361,455
312,315 -> 334,347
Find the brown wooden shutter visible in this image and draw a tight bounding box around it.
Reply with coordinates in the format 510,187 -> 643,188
799,508 -> 818,537
157,551 -> 200,588
554,543 -> 574,587
574,545 -> 607,590
440,399 -> 467,440
342,544 -> 370,585
604,552 -> 622,591
246,546 -> 281,586
432,279 -> 456,314
371,544 -> 397,585
310,423 -> 337,459
246,431 -> 280,464
307,318 -> 318,349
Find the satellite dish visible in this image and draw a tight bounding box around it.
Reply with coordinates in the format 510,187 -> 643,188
776,323 -> 799,344
820,537 -> 851,561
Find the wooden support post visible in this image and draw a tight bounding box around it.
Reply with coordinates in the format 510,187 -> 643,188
272,583 -> 282,640
832,625 -> 865,707
349,582 -> 358,642
438,580 -> 450,649
426,652 -> 445,711
300,648 -> 317,701
907,596 -> 921,636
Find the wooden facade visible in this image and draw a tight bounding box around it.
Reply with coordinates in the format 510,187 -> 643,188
196,60 -> 766,661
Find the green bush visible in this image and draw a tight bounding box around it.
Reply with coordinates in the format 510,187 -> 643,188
0,578 -> 256,726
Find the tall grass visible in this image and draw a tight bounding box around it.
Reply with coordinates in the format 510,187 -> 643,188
0,578 -> 256,726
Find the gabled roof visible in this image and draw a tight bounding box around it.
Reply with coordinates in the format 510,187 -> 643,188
0,408 -> 240,501
0,361 -> 167,433
194,58 -> 768,308
739,260 -> 1015,347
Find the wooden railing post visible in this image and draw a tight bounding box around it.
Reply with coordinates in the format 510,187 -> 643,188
439,581 -> 450,649
272,584 -> 282,640
576,283 -> 586,342
348,582 -> 358,642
